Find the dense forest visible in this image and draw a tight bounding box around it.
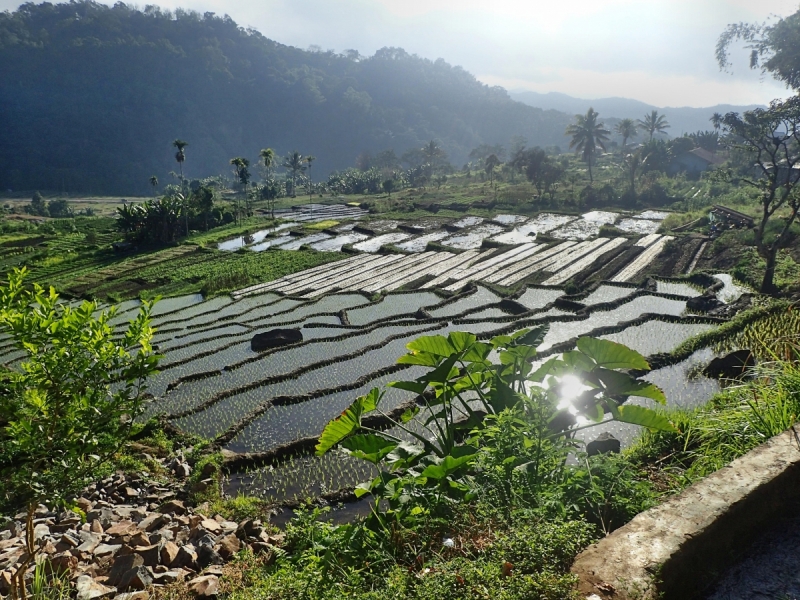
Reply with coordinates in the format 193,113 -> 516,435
0,1 -> 574,195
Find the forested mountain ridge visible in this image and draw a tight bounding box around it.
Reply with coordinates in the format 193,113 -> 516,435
0,1 -> 573,195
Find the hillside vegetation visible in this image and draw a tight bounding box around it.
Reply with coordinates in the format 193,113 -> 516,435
0,1 -> 572,195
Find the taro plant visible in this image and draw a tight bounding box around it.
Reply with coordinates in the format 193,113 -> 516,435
316,325 -> 676,526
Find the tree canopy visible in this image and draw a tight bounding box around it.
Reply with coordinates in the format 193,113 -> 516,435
716,7 -> 800,90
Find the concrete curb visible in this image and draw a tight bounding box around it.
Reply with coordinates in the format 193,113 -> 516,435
572,425 -> 800,599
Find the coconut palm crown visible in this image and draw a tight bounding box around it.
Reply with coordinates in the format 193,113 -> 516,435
566,107 -> 610,183
638,110 -> 670,141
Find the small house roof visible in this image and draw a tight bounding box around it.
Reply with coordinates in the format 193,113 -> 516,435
687,147 -> 725,165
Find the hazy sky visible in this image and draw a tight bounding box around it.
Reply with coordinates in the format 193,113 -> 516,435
4,0 -> 798,107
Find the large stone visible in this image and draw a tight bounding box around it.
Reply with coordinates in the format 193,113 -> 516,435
199,519 -> 221,535
196,545 -> 223,569
75,575 -> 117,600
704,350 -> 756,380
172,545 -> 198,570
133,544 -> 161,567
33,523 -> 50,541
153,570 -> 185,585
187,574 -> 219,597
687,294 -> 724,313
708,293 -> 753,319
117,566 -> 153,591
138,514 -> 168,533
45,552 -> 78,576
107,554 -> 144,587
251,328 -> 303,352
158,500 -> 186,516
77,532 -> 102,553
216,534 -> 240,560
106,521 -> 138,538
587,432 -> 621,457
112,593 -> 149,600
160,541 -> 180,567
94,544 -> 122,559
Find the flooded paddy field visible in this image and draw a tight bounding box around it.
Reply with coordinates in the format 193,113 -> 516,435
107,206 -> 758,510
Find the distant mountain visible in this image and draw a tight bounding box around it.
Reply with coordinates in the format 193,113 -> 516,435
510,91 -> 764,137
0,2 -> 574,196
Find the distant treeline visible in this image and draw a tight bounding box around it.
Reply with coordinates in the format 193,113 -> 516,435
0,1 -> 573,195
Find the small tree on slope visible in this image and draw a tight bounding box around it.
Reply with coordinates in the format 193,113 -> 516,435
0,269 -> 159,600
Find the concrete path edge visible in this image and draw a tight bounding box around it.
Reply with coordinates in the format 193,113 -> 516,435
571,424 -> 800,599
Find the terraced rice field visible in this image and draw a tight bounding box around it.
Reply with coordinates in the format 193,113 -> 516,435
90,208 -> 752,509
217,207 -> 670,255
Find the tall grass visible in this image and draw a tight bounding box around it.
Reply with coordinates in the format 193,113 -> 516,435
628,343 -> 800,489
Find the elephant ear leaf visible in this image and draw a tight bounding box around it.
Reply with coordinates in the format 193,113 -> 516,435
612,404 -> 678,432
513,324 -> 549,348
576,337 -> 650,370
406,335 -> 456,357
341,434 -> 397,464
420,453 -> 476,480
316,388 -> 382,456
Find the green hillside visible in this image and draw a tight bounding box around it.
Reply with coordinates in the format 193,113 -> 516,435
0,1 -> 572,195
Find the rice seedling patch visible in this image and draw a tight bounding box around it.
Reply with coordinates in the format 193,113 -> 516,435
272,232 -> 332,250
249,235 -> 294,251
394,231 -> 451,252
656,281 -> 703,297
226,367 -> 426,454
452,216 -> 484,228
172,328 -> 443,438
493,214 -> 528,225
515,287 -> 565,310
600,320 -> 716,355
582,285 -> 637,305
636,210 -> 671,220
427,287 -> 503,318
491,229 -> 537,245
642,348 -> 721,409
309,233 -> 369,251
351,233 -> 411,253
345,292 -> 441,325
227,452 -> 377,505
440,224 -> 505,249
713,273 -> 750,303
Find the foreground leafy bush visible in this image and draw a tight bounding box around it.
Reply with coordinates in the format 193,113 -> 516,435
0,268 -> 159,599
316,326 -> 673,529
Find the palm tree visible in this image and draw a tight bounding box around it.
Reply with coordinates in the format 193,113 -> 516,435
230,157 -> 251,223
710,112 -> 723,131
304,155 -> 316,201
638,111 -> 670,141
614,118 -> 638,153
421,140 -> 446,178
172,140 -> 188,185
172,140 -> 189,236
149,175 -> 158,199
259,148 -> 277,218
282,151 -> 306,198
622,150 -> 648,199
484,154 -> 500,186
259,148 -> 275,176
565,107 -> 610,183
